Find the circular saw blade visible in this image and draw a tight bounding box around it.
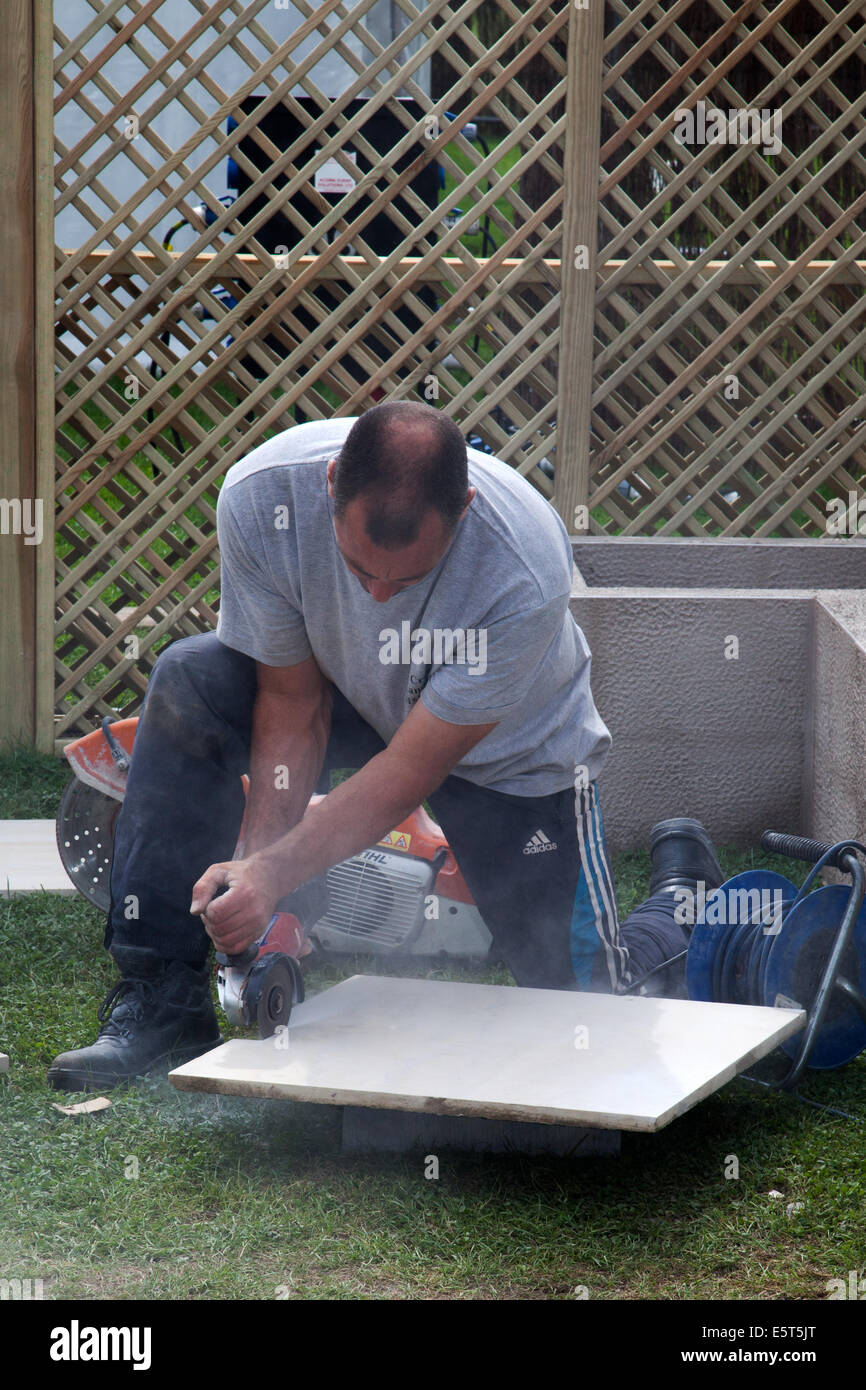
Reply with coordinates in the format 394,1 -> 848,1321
56,778 -> 122,912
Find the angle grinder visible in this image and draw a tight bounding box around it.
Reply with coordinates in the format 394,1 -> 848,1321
209,878 -> 328,1038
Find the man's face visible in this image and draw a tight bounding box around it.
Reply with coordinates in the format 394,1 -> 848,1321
332,497 -> 455,603
327,459 -> 474,603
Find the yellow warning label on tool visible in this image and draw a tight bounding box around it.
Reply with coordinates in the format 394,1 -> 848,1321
379,830 -> 412,851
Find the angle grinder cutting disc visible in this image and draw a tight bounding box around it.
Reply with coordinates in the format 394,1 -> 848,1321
243,953 -> 301,1037
55,779 -> 122,912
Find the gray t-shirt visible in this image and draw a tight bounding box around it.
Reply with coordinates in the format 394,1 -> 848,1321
215,417 -> 611,795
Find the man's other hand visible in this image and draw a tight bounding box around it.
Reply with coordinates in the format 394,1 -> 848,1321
190,855 -> 283,955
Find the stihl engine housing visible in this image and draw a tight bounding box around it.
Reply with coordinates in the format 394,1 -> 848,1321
57,717 -> 492,962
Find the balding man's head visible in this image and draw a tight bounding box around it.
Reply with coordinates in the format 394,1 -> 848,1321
331,402 -> 469,549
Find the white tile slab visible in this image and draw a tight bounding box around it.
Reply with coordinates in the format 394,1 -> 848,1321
170,975 -> 806,1132
0,820 -> 76,895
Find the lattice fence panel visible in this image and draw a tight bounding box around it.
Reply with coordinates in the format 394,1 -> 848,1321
593,0 -> 866,537
53,0 -> 569,739
52,0 -> 866,741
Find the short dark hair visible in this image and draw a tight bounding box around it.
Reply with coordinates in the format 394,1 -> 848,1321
332,402 -> 469,548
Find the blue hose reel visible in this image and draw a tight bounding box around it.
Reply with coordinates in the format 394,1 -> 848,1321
686,832 -> 866,1086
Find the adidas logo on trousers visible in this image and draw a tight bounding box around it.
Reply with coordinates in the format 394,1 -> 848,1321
523,829 -> 557,854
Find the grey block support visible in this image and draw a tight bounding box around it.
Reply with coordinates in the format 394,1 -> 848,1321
341,1107 -> 621,1156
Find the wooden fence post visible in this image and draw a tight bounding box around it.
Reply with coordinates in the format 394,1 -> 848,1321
555,0 -> 604,532
34,0 -> 54,754
0,0 -> 53,752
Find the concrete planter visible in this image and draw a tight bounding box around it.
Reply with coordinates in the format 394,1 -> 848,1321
570,537 -> 866,858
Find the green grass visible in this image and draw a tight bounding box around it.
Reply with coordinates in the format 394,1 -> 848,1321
0,746 -> 74,820
0,749 -> 864,1300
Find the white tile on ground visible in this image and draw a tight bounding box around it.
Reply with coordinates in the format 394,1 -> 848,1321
170,975 -> 805,1133
0,820 -> 76,895
0,1054 -> 8,1073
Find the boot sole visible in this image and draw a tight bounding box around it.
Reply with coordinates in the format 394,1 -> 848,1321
46,1036 -> 222,1094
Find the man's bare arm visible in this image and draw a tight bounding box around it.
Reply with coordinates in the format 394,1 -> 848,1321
192,699 -> 497,953
256,700 -> 497,892
236,656 -> 332,858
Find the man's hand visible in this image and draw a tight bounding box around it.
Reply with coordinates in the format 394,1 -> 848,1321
190,854 -> 284,956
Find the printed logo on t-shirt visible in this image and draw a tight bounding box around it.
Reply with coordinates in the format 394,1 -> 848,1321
406,667 -> 430,710
523,829 -> 558,855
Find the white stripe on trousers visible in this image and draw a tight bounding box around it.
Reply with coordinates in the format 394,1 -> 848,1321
574,781 -> 630,989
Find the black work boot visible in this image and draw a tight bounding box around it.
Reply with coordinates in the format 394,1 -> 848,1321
47,955 -> 221,1093
649,817 -> 725,897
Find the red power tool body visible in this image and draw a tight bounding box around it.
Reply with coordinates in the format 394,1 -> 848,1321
57,716 -> 488,1036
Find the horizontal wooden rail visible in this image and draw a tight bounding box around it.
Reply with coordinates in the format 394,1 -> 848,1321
62,251 -> 866,286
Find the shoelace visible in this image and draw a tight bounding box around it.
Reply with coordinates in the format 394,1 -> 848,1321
97,975 -> 211,1029
97,978 -> 156,1026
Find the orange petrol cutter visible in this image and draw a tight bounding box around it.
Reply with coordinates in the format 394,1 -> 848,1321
57,717 -> 492,1037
